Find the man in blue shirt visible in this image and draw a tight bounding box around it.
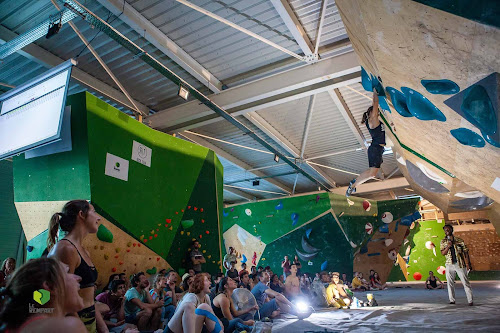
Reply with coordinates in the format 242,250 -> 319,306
124,272 -> 163,331
251,271 -> 294,319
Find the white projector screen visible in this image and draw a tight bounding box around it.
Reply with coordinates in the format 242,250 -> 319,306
0,59 -> 74,160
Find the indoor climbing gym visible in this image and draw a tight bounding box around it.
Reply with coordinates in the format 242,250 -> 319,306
0,0 -> 499,332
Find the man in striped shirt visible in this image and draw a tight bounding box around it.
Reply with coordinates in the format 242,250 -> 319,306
440,224 -> 473,306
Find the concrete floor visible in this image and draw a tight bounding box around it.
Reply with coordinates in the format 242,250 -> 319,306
271,281 -> 500,332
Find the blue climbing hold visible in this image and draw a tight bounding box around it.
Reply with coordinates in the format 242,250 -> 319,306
462,85 -> 497,135
379,96 -> 391,113
306,228 -> 312,239
275,201 -> 283,210
361,67 -> 372,92
360,246 -> 368,254
379,224 -> 389,233
412,211 -> 422,221
241,254 -> 247,263
223,210 -> 229,217
386,87 -> 413,117
450,128 -> 486,148
421,79 -> 460,95
367,252 -> 381,257
291,213 -> 299,226
26,245 -> 34,252
400,215 -> 413,226
394,220 -> 400,232
482,131 -> 500,148
321,260 -> 328,271
401,87 -> 446,121
371,74 -> 386,97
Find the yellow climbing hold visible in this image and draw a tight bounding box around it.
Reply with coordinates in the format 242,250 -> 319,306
115,248 -> 120,253
127,242 -> 132,247
203,250 -> 206,253
212,261 -> 216,263
151,230 -> 155,234
208,255 -> 211,259
187,232 -> 190,236
158,223 -> 161,226
104,254 -> 109,260
262,258 -> 266,261
181,231 -> 184,235
169,226 -> 173,230
140,235 -> 144,240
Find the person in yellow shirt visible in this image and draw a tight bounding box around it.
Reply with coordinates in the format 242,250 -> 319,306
326,272 -> 352,309
351,272 -> 368,291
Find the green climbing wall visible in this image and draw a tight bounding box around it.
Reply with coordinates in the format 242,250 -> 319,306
16,92 -> 223,276
223,192 -> 419,277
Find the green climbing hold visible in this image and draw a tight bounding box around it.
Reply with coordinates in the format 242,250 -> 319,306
97,224 -> 113,243
146,267 -> 157,275
181,219 -> 194,229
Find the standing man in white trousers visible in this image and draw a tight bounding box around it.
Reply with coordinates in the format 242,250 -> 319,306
440,224 -> 473,306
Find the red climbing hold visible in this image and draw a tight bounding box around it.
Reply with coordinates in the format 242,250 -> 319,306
176,212 -> 178,214
112,267 -> 117,272
181,209 -> 184,212
149,236 -> 153,240
156,228 -> 159,231
201,219 -> 205,223
143,239 -> 147,243
205,231 -> 210,234
200,208 -> 204,212
188,206 -> 191,209
154,234 -> 158,238
199,235 -> 202,239
114,255 -> 119,258
194,207 -> 198,211
119,261 -> 123,265
157,257 -> 160,261
126,249 -> 130,252
165,224 -> 168,227
138,244 -> 141,247
166,219 -> 172,223
133,243 -> 136,247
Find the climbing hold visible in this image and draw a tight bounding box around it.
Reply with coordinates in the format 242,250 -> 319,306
230,208 -> 234,212
149,236 -> 153,240
169,226 -> 173,230
176,212 -> 178,215
140,235 -> 144,240
114,255 -> 119,259
126,249 -> 130,252
321,260 -> 328,271
112,267 -> 117,272
315,195 -> 320,203
93,245 -> 98,250
119,261 -> 123,265
97,224 -> 114,243
371,74 -> 386,97
138,244 -> 141,247
338,212 -> 345,218
201,219 -> 205,223
245,209 -> 252,216
188,206 -> 191,209
157,257 -> 160,261
386,87 -> 413,117
199,235 -> 202,239
302,236 -> 320,253
143,239 -> 148,243
406,161 -> 449,193
241,254 -> 247,263
306,228 -> 312,239
127,242 -> 132,247
362,200 -> 371,211
146,267 -> 157,275
365,223 -> 373,234
388,249 -> 397,260
296,248 -> 318,261
367,253 -> 381,257
150,230 -> 155,234
401,87 -> 446,121
187,232 -> 190,236
194,207 -> 198,211
133,243 -> 136,247
180,231 -> 184,235
413,272 -> 422,281
154,234 -> 158,238
26,245 -> 34,252
379,225 -> 389,233
104,254 -> 109,260
384,239 -> 394,247
381,212 -> 393,224
378,96 -> 391,113
347,198 -> 354,206
450,128 -> 486,148
462,85 -> 497,135
200,208 -> 204,212
291,213 -> 299,226
166,219 -> 172,224
208,255 -> 212,259
205,230 -> 209,234
181,219 -> 194,229
181,209 -> 184,212
437,266 -> 446,275
114,248 -> 120,253
360,246 -> 368,254
275,201 -> 283,210
421,79 -> 460,95
361,67 -> 372,92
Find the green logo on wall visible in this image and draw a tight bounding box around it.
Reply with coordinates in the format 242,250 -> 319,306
33,289 -> 50,305
115,162 -> 120,168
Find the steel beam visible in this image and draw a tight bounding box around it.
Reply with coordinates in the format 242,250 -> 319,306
0,25 -> 150,115
178,131 -> 292,194
270,0 -> 314,55
223,188 -> 255,201
300,95 -> 317,158
147,53 -> 360,131
328,88 -> 368,149
330,177 -> 410,195
96,0 -> 222,93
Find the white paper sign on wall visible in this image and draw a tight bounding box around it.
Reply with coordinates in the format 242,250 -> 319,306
105,153 -> 129,181
131,140 -> 152,167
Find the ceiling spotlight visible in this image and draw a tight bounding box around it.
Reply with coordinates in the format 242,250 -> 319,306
178,85 -> 189,100
252,180 -> 260,186
274,154 -> 279,163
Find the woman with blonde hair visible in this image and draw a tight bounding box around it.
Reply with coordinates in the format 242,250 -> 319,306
47,200 -> 106,332
0,257 -> 86,332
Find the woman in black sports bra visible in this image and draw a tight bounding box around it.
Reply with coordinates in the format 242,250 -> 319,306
47,200 -> 104,333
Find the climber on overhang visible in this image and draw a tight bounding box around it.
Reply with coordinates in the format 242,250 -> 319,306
346,89 -> 386,196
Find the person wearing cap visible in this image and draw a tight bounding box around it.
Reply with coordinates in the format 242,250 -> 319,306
326,272 -> 352,309
440,224 -> 473,306
223,246 -> 238,270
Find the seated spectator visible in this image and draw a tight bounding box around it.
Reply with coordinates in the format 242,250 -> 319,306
320,271 -> 331,286
239,262 -> 248,276
351,272 -> 368,291
426,271 -> 444,289
251,271 -> 295,319
181,273 -> 194,292
188,269 -> 196,277
313,272 -> 321,282
0,257 -> 86,332
210,273 -> 224,300
124,272 -> 163,331
358,272 -> 370,290
166,273 -> 223,333
150,274 -> 176,326
257,266 -> 264,274
165,271 -> 183,300
225,261 -> 239,281
284,265 -> 300,300
101,273 -> 120,292
326,272 -> 352,309
96,279 -> 136,332
342,273 -> 351,288
250,266 -> 257,276
0,258 -> 16,288
264,266 -> 274,277
212,277 -> 256,331
118,273 -> 130,290
270,274 -> 285,294
371,272 -> 387,290
239,271 -> 252,291
300,274 -> 311,296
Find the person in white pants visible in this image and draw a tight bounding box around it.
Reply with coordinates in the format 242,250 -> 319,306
440,225 -> 473,306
